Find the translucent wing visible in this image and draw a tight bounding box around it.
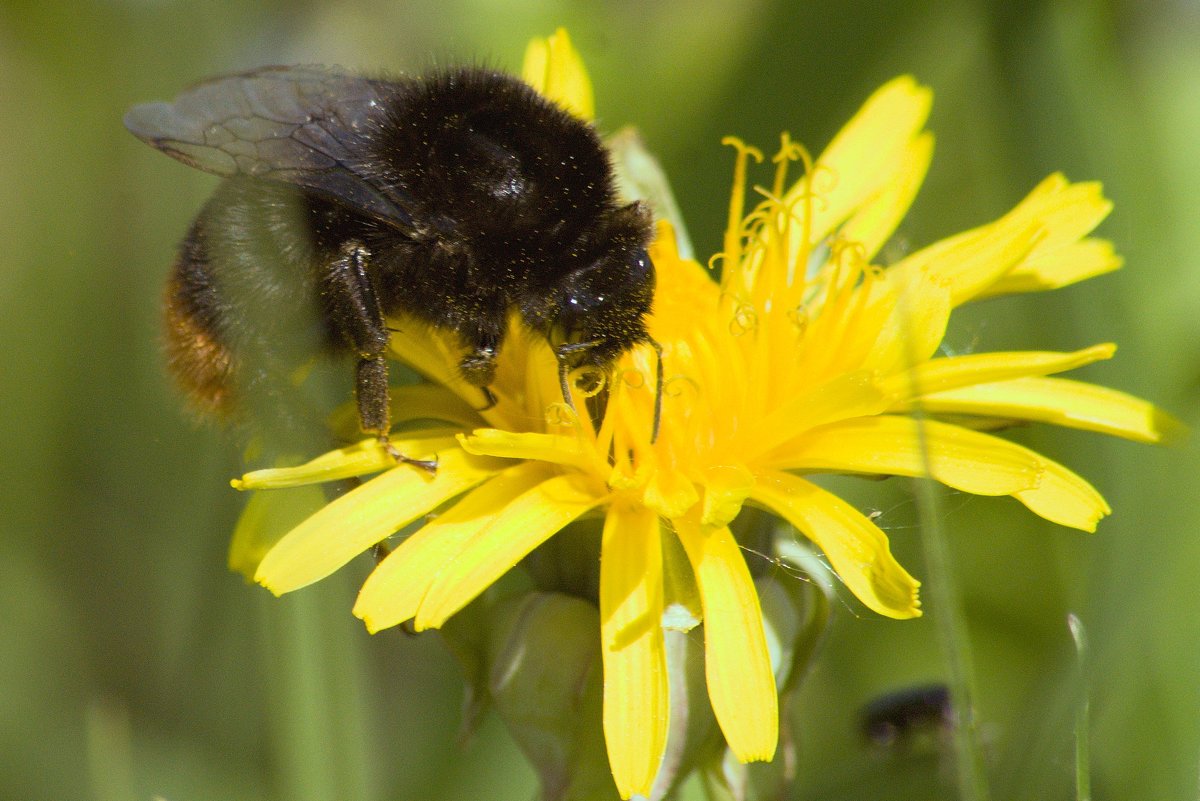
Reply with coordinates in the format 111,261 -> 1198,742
125,65 -> 413,229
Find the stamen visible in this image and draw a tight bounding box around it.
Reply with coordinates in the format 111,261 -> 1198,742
786,305 -> 810,336
801,240 -> 875,378
619,367 -> 646,390
770,132 -> 804,201
569,365 -> 608,398
663,374 -> 700,400
730,303 -> 758,336
545,401 -> 580,430
720,137 -> 764,291
789,145 -> 820,291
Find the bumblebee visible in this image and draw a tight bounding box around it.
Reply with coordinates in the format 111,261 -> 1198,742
126,65 -> 659,455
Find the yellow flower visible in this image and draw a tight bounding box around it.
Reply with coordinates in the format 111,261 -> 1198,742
231,30 -> 1179,800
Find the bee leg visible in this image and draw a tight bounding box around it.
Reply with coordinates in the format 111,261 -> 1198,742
648,336 -> 663,444
556,354 -> 577,413
356,357 -> 436,471
478,386 -> 498,411
328,242 -> 436,473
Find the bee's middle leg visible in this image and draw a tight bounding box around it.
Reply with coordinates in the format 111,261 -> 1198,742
326,241 -> 436,472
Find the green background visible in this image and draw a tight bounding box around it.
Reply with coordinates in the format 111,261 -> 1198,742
2,1 -> 1196,799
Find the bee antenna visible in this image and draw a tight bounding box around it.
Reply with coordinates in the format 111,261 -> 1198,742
649,337 -> 663,444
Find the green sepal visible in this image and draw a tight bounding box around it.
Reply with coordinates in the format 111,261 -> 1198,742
486,591 -> 618,801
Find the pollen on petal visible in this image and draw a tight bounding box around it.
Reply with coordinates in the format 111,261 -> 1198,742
642,461 -> 701,520
700,463 -> 755,528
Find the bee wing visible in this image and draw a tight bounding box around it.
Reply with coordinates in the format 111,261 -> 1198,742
124,65 -> 413,229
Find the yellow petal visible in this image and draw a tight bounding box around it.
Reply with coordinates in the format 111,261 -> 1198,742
891,214 -> 1042,309
779,419 -> 1110,531
649,220 -> 722,308
600,504 -> 668,799
840,131 -> 934,261
353,463 -> 548,632
882,344 -> 1116,401
896,174 -> 1117,305
414,472 -> 604,629
457,428 -> 593,470
521,27 -> 594,121
860,262 -> 952,375
387,318 -> 491,409
740,370 -> 892,459
700,463 -> 755,528
770,415 -> 1041,496
1015,457 -> 1110,531
799,76 -> 932,243
920,376 -> 1185,444
982,238 -> 1122,297
382,385 -> 481,429
642,461 -> 700,520
992,177 -> 1115,285
750,471 -> 921,618
674,520 -> 778,762
254,446 -> 501,595
1012,175 -> 1113,248
233,435 -> 455,490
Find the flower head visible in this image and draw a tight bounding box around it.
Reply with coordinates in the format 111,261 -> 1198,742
231,29 -> 1178,800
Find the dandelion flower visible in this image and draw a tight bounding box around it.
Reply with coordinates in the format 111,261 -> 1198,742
232,30 -> 1178,799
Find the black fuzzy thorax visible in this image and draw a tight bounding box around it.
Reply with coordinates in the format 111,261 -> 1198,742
352,68 -> 622,327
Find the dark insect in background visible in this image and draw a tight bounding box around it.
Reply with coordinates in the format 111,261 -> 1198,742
125,66 -> 659,461
859,683 -> 954,751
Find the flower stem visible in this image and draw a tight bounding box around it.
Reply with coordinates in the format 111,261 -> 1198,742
1067,613 -> 1092,801
258,572 -> 377,801
910,464 -> 991,801
899,263 -> 991,799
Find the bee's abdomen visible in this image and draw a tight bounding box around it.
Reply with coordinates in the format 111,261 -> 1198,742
162,221 -> 236,420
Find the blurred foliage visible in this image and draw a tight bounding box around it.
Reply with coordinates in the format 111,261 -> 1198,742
1,0 -> 1197,799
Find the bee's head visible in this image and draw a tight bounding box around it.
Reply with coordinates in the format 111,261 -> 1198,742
538,202 -> 656,378
516,201 -> 662,440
